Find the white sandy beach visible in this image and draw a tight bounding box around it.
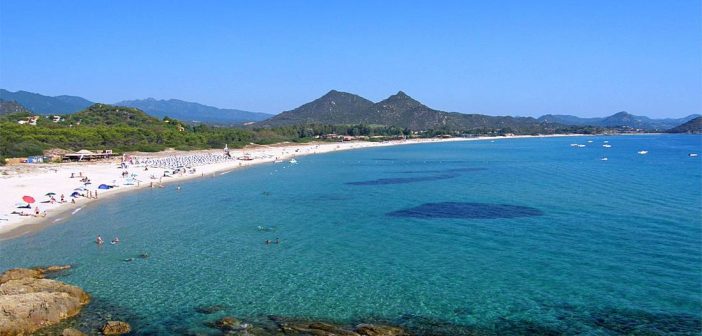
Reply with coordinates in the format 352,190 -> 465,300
0,135 -> 584,239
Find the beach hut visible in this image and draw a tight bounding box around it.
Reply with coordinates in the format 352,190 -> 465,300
63,149 -> 112,162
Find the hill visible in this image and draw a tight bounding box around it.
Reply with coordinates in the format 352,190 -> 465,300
0,100 -> 32,115
0,89 -> 94,115
667,117 -> 702,134
537,112 -> 699,131
260,90 -> 559,133
64,103 -> 163,127
115,98 -> 272,124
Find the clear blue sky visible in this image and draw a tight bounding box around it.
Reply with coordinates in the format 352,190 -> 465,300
0,0 -> 700,117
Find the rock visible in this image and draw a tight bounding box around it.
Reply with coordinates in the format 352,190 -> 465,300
0,268 -> 42,284
101,321 -> 132,335
354,324 -> 407,336
209,316 -> 241,331
0,267 -> 90,335
38,265 -> 72,274
62,327 -> 86,336
0,265 -> 72,284
278,320 -> 359,336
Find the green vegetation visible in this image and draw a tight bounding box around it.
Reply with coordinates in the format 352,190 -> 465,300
667,116 -> 702,134
0,103 -> 605,164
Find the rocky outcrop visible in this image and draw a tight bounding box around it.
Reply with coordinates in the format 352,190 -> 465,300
0,265 -> 89,336
101,321 -> 132,335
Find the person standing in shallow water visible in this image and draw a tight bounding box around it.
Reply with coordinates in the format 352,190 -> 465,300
96,235 -> 104,245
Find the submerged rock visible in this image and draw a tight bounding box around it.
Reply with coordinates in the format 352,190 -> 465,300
0,266 -> 89,336
354,324 -> 408,336
61,327 -> 86,336
194,304 -> 226,314
101,320 -> 132,335
205,316 -> 247,331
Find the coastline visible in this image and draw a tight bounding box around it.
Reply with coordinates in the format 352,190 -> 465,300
0,134 -> 586,240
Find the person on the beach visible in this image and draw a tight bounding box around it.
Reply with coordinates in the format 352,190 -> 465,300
60,194 -> 65,203
34,206 -> 40,216
96,235 -> 104,245
71,198 -> 76,204
95,191 -> 98,199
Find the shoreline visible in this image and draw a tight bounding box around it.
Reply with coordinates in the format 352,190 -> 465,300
0,134 -> 587,240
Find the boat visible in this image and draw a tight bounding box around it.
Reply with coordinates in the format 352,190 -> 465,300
289,159 -> 298,164
602,144 -> 612,148
604,140 -> 609,143
587,140 -> 593,143
637,150 -> 648,155
689,153 -> 698,157
601,157 -> 608,161
570,143 -> 579,147
577,144 -> 586,148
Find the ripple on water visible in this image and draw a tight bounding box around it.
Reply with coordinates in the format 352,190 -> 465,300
387,202 -> 544,219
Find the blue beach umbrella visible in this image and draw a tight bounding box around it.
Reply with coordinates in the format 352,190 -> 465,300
98,184 -> 110,190
70,191 -> 81,198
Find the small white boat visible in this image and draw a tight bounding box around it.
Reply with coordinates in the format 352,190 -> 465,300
637,150 -> 648,155
289,159 -> 298,164
577,144 -> 586,148
689,153 -> 698,157
587,140 -> 593,143
602,144 -> 612,148
601,157 -> 608,161
604,140 -> 609,143
570,143 -> 579,147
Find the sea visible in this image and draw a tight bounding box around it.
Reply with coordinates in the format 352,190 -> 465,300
1,134 -> 700,335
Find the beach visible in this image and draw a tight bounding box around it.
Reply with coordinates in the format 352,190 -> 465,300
1,133 -> 699,335
0,135 -> 582,240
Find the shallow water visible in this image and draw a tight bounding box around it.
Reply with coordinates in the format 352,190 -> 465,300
1,135 -> 701,335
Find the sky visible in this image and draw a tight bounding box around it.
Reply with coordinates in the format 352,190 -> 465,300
0,0 -> 700,118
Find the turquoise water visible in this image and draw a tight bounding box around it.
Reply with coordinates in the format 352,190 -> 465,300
1,135 -> 701,335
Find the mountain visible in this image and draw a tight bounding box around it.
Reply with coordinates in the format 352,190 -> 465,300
0,100 -> 32,115
260,90 -> 556,132
0,89 -> 94,115
537,114 -> 602,126
262,90 -> 376,126
115,98 -> 272,124
538,112 -> 700,131
667,117 -> 702,134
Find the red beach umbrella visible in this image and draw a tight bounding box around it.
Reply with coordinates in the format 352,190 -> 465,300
22,196 -> 36,204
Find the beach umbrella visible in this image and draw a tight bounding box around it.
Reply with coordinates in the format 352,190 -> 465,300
45,192 -> 56,196
98,184 -> 110,190
22,196 -> 35,204
70,191 -> 81,198
74,187 -> 85,191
